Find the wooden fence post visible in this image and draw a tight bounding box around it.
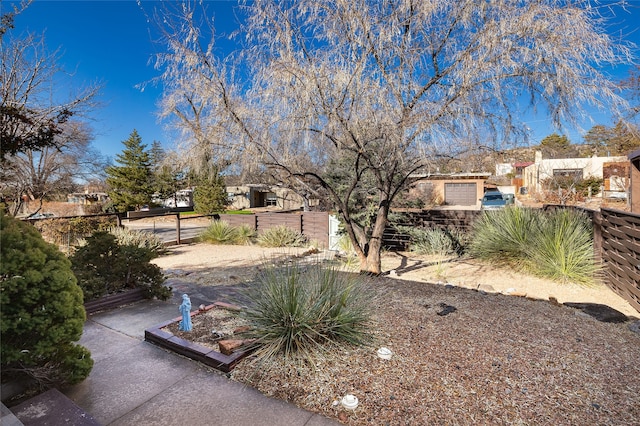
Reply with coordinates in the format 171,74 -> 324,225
175,214 -> 181,245
592,210 -> 602,264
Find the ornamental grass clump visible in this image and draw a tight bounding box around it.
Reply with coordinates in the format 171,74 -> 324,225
469,206 -> 540,264
199,220 -> 240,244
108,226 -> 167,256
526,209 -> 601,285
469,207 -> 600,285
234,224 -> 256,245
404,227 -> 464,256
239,261 -> 374,362
256,225 -> 306,247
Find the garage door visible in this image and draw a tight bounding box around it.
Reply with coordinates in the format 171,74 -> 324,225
444,183 -> 477,206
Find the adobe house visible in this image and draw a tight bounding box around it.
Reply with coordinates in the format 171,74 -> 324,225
522,151 -> 628,194
630,148 -> 640,213
226,184 -> 312,210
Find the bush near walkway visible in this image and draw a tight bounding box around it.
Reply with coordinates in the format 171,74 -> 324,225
71,232 -> 171,301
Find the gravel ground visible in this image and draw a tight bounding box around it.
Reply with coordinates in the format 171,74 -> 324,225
152,243 -> 640,425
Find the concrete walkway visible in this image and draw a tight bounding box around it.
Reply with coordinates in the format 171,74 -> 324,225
58,300 -> 339,426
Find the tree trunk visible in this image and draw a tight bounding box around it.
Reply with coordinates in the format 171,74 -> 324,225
357,201 -> 389,275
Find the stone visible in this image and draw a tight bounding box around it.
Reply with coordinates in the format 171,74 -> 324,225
628,320 -> 640,336
548,296 -> 562,307
218,339 -> 252,356
563,302 -> 628,323
233,325 -> 251,334
477,284 -> 495,293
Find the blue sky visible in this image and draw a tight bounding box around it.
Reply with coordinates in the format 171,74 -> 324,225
4,0 -> 640,161
5,0 -> 241,160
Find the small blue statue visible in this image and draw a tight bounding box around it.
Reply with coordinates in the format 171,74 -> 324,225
178,294 -> 192,332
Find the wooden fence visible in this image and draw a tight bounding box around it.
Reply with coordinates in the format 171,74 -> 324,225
597,208 -> 640,313
219,211 -> 330,248
383,209 -> 482,250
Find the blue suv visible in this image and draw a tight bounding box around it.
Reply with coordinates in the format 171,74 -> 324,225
481,191 -> 508,210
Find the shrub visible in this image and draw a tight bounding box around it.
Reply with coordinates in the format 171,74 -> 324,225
398,226 -> 467,256
31,215 -> 117,248
108,226 -> 167,256
469,207 -> 540,264
199,220 -> 240,245
1,213 -> 93,388
71,232 -> 171,301
239,261 -> 374,361
526,209 -> 600,284
234,223 -> 256,245
469,207 -> 599,284
257,225 -> 306,247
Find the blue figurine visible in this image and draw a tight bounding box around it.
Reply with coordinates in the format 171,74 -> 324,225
178,294 -> 192,332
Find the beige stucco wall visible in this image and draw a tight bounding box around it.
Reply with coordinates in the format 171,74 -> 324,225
523,154 -> 627,193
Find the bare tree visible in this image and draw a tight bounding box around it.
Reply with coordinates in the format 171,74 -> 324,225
0,23 -> 100,161
154,0 -> 631,274
0,121 -> 106,216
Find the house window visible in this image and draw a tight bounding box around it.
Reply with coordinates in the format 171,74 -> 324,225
265,192 -> 277,206
552,169 -> 582,178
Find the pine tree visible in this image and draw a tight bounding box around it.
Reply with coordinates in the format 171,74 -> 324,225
0,212 -> 93,387
105,130 -> 153,212
193,167 -> 228,215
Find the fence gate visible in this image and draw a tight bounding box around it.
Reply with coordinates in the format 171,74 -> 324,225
328,215 -> 341,251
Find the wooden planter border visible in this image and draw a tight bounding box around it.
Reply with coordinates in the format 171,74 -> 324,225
144,302 -> 253,373
84,288 -> 147,315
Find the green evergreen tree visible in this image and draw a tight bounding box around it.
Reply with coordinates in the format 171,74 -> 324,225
0,212 -> 93,387
539,133 -> 577,159
154,164 -> 185,207
105,130 -> 153,212
193,167 -> 228,215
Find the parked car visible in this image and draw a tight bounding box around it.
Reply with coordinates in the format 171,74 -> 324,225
503,193 -> 515,205
481,191 -> 507,210
29,212 -> 56,219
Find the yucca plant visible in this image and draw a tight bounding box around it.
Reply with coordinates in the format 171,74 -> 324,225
256,225 -> 306,247
336,233 -> 359,271
525,209 -> 600,285
199,220 -> 239,244
239,261 -> 374,362
469,207 -> 539,264
234,224 -> 256,245
108,226 -> 167,257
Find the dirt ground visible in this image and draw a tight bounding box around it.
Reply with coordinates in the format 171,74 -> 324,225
152,243 -> 638,318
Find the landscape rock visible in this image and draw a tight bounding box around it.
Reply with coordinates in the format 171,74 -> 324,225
628,320 -> 640,336
218,339 -> 246,355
